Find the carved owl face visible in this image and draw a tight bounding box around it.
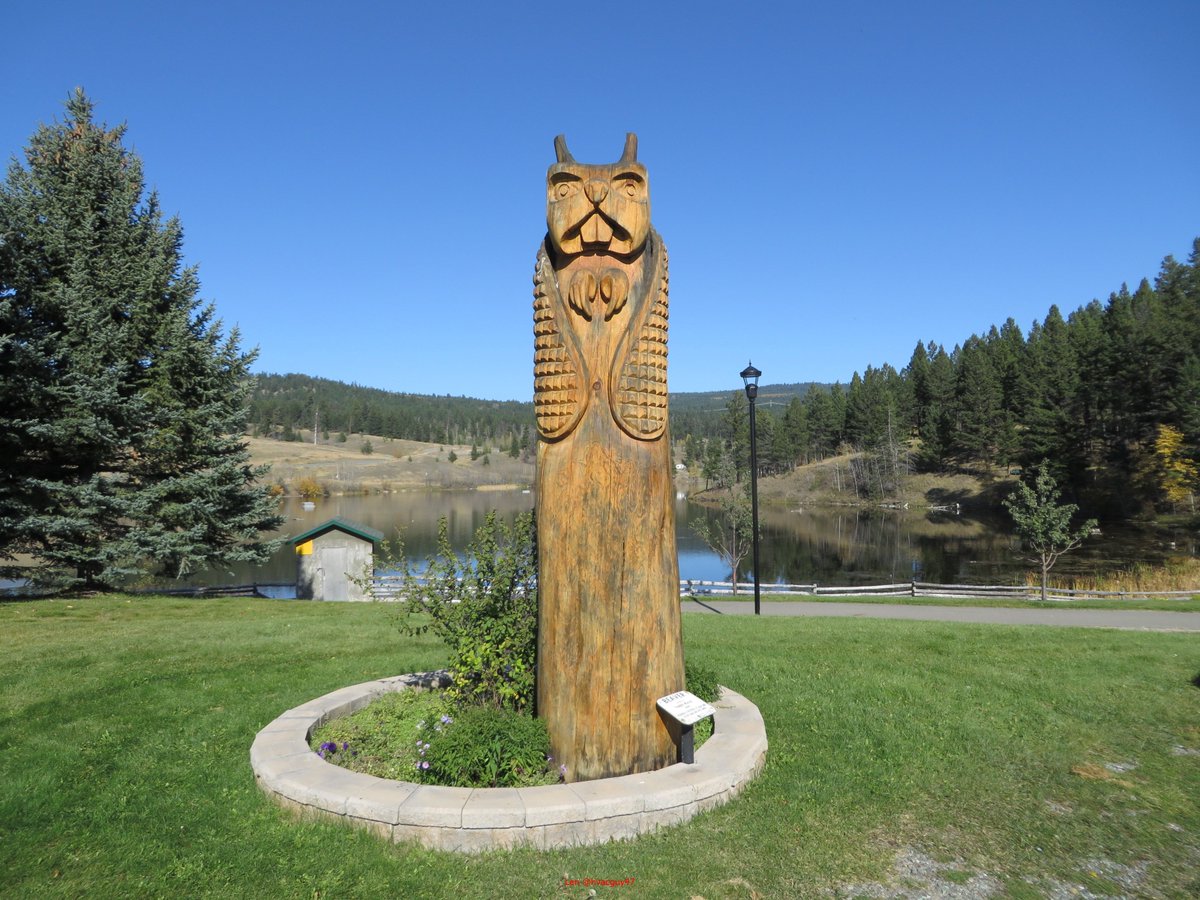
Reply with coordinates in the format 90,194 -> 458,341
546,134 -> 650,259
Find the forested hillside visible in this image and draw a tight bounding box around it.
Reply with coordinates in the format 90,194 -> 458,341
247,375 -> 819,452
248,374 -> 537,452
251,240 -> 1199,519
688,240 -> 1200,518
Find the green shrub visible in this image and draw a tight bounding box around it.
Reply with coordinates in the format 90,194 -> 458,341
685,659 -> 720,702
309,690 -> 451,781
420,705 -> 559,788
382,511 -> 538,713
684,660 -> 720,748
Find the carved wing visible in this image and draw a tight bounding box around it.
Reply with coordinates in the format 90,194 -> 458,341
533,243 -> 588,440
610,233 -> 669,441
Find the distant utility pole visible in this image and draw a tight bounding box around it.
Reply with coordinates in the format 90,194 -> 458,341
313,406 -> 319,445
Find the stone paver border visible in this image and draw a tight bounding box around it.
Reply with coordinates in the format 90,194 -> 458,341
251,672 -> 767,852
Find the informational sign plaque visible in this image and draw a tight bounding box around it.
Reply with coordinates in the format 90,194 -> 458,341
656,691 -> 716,727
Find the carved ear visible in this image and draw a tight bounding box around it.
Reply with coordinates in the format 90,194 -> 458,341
554,134 -> 575,163
618,133 -> 638,164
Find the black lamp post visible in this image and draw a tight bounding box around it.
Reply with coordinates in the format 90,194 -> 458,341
740,363 -> 762,616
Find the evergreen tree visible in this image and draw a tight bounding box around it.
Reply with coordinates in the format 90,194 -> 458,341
989,319 -> 1027,465
722,391 -> 749,482
916,345 -> 956,469
953,335 -> 1002,463
1022,305 -> 1080,482
805,386 -> 845,460
0,90 -> 281,588
781,397 -> 810,465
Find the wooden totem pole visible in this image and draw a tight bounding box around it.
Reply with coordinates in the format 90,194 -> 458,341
534,133 -> 685,781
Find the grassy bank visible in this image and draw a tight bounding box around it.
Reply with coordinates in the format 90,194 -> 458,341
695,452 -> 1006,510
246,434 -> 534,495
3,596 -> 1198,897
699,593 -> 1200,612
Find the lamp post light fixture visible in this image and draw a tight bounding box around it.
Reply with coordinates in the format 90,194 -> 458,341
740,363 -> 762,616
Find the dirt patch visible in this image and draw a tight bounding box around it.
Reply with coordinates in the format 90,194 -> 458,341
829,848 -> 1003,898
1071,762 -> 1137,790
830,847 -> 1155,899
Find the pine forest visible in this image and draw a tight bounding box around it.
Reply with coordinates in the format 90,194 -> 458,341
250,240 -> 1200,521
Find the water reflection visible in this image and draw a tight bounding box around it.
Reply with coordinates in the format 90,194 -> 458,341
169,490 -> 1194,591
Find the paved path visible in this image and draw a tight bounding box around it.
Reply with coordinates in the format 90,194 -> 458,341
681,598 -> 1200,632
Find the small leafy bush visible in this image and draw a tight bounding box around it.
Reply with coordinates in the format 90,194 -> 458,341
375,511 -> 538,713
685,660 -> 721,748
294,476 -> 327,500
685,660 -> 720,703
419,704 -> 560,788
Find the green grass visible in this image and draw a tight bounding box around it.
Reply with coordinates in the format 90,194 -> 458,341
2,595 -> 1198,898
311,689 -> 452,781
698,592 -> 1200,612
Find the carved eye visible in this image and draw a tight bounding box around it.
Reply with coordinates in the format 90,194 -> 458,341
614,176 -> 641,198
551,180 -> 579,200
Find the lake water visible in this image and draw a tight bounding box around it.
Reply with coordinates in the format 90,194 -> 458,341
167,490 -> 1198,594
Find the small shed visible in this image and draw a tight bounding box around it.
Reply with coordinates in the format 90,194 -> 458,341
292,518 -> 384,601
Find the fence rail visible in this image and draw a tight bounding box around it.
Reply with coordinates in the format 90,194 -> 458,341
135,582 -> 295,598
681,579 -> 1199,602
369,576 -> 1197,603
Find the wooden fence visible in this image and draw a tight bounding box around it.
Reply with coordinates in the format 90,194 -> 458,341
138,582 -> 295,598
372,575 -> 1197,603
681,579 -> 1199,602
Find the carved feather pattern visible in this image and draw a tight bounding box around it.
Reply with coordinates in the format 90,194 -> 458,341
533,247 -> 585,439
612,237 -> 669,440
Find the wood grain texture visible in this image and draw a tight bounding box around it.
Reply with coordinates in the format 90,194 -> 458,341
534,134 -> 684,782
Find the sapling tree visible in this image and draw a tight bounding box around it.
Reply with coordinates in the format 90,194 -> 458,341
691,492 -> 754,594
1003,463 -> 1097,601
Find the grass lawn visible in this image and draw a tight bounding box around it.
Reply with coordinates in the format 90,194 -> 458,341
2,595 -> 1198,898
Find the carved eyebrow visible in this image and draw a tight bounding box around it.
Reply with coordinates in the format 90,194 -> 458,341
549,171 -> 582,184
612,171 -> 644,184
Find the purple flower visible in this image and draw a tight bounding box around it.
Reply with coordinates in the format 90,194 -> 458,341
421,761 -> 430,770
440,714 -> 453,725
341,742 -> 348,751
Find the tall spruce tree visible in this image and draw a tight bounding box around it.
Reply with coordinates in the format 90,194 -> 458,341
953,335 -> 1002,463
0,90 -> 281,588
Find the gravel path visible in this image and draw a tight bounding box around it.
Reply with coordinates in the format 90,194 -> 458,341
681,598 -> 1200,632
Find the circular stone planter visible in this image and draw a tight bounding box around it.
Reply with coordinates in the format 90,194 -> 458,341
250,672 -> 768,852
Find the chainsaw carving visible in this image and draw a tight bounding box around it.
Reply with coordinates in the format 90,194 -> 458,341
534,133 -> 685,781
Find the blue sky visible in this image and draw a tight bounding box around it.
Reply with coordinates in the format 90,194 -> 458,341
3,1 -> 1197,401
